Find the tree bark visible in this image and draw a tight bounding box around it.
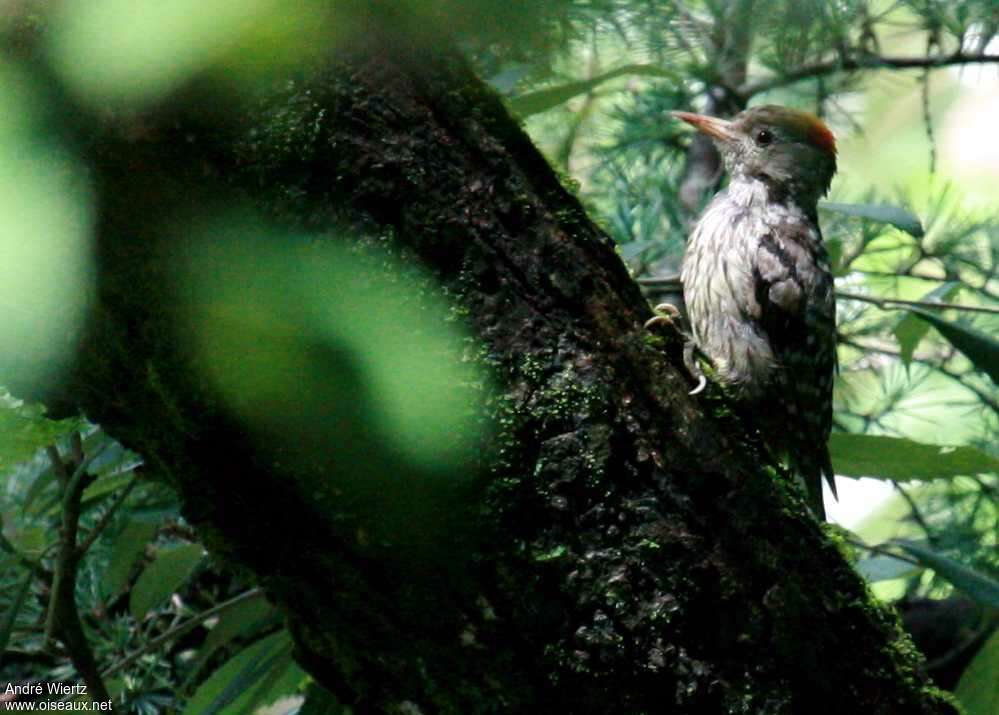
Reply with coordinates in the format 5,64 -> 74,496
54,35 -> 956,715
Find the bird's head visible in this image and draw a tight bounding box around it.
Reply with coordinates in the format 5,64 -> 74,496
673,105 -> 837,207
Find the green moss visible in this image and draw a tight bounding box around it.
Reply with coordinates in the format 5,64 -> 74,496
533,544 -> 568,562
920,686 -> 965,715
846,585 -> 962,711
642,331 -> 666,349
822,524 -> 859,563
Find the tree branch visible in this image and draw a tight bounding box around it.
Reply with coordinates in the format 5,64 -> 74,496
510,63 -> 678,118
740,51 -> 999,98
893,482 -> 937,545
44,445 -> 110,703
847,537 -> 922,568
638,278 -> 999,316
101,588 -> 264,679
838,290 -> 999,316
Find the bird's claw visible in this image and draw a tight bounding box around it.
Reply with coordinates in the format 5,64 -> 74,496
643,315 -> 673,330
643,303 -> 682,331
689,374 -> 707,395
683,341 -> 709,395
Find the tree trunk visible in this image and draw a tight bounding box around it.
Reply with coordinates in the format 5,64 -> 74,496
54,34 -> 955,715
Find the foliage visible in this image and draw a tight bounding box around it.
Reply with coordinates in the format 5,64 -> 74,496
0,415 -> 302,712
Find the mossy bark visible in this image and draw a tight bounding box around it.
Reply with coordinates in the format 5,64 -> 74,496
54,37 -> 957,715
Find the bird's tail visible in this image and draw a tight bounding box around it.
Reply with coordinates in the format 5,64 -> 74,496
794,445 -> 836,522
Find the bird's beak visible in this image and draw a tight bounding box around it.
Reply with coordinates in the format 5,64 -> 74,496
671,111 -> 738,143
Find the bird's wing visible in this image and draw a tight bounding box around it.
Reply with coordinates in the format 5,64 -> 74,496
751,223 -> 838,501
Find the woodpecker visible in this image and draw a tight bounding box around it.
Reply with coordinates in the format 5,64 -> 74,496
662,105 -> 839,519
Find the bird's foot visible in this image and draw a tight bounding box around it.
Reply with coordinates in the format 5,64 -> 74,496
644,304 -> 709,394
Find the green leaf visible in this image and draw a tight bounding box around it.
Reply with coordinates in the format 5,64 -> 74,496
906,309 -> 999,384
21,460 -> 58,516
104,516 -> 161,599
3,524 -> 48,559
81,471 -> 137,506
819,201 -> 924,237
854,554 -> 920,583
509,64 -> 677,117
203,592 -> 275,655
183,631 -> 302,715
0,403 -> 80,472
894,541 -> 999,608
830,434 -> 999,481
891,283 -> 962,367
956,628 -> 999,715
130,542 -> 204,620
85,436 -> 142,478
238,648 -> 305,715
184,591 -> 276,687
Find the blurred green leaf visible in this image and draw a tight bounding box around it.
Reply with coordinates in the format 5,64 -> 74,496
906,309 -> 999,384
49,0 -> 332,106
510,65 -> 676,117
956,628 -> 999,715
894,540 -> 999,608
105,516 -> 161,599
0,62 -> 94,395
830,434 -> 999,481
854,554 -> 920,583
175,222 -> 488,474
183,630 -> 303,715
819,201 -> 924,237
130,542 -> 204,620
892,283 -> 961,368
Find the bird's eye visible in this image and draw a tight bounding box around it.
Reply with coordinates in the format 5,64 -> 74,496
755,129 -> 773,146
